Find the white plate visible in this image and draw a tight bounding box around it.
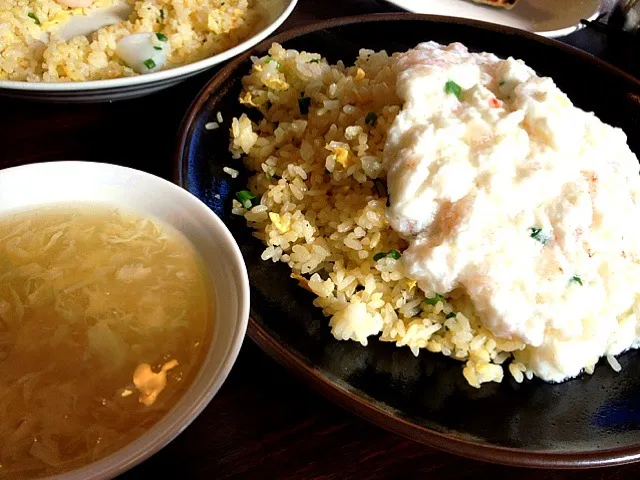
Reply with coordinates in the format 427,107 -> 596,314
0,0 -> 297,103
383,0 -> 603,38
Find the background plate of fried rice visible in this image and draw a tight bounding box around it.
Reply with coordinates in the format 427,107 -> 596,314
176,15 -> 640,468
0,0 -> 297,102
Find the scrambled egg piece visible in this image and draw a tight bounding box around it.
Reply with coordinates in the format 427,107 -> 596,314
41,11 -> 74,31
326,142 -> 351,168
264,76 -> 289,91
133,359 -> 178,407
90,0 -> 115,8
269,212 -> 290,233
239,91 -> 258,107
41,0 -> 115,31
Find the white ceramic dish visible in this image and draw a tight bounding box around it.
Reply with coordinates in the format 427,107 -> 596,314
0,161 -> 250,480
0,0 -> 297,103
382,0 -> 602,38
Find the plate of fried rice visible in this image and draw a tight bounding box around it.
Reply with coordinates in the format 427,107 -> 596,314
176,15 -> 640,467
0,0 -> 297,102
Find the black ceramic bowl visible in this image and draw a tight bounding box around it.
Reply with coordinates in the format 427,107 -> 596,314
176,14 -> 640,468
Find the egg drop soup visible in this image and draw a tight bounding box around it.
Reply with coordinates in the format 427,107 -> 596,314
0,205 -> 214,478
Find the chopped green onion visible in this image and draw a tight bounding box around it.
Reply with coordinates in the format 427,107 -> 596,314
27,12 -> 40,25
570,275 -> 583,286
444,80 -> 462,100
156,33 -> 168,42
264,56 -> 281,69
529,227 -> 549,244
446,312 -> 456,319
236,190 -> 258,209
373,250 -> 401,261
298,96 -> 311,115
143,58 -> 156,70
498,80 -> 506,87
153,46 -> 162,51
365,112 -> 378,126
374,179 -> 386,198
264,56 -> 281,70
387,249 -> 401,260
309,58 -> 320,63
424,293 -> 445,306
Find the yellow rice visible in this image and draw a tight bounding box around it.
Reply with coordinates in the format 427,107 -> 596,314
0,0 -> 258,81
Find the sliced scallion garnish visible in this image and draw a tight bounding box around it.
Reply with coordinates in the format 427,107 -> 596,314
236,190 -> 258,209
27,12 -> 40,25
424,293 -> 445,306
264,56 -> 281,69
445,80 -> 462,99
570,275 -> 583,286
373,250 -> 401,261
529,227 -> 549,244
387,249 -> 401,260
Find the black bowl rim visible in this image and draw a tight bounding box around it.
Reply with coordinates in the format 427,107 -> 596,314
175,12 -> 640,469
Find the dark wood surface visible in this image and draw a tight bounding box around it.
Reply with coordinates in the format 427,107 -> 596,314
2,0 -> 639,478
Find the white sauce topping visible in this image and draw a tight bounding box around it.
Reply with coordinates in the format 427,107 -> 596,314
385,42 -> 640,382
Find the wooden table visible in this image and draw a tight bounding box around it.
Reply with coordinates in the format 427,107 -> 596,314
2,1 -> 639,478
